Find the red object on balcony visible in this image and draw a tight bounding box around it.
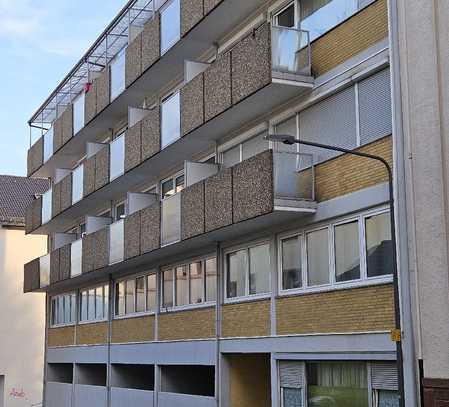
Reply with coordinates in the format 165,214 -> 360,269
84,82 -> 92,93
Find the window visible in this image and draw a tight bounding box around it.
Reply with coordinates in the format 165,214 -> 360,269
162,256 -> 217,309
115,273 -> 158,317
42,188 -> 52,224
161,92 -> 181,148
110,134 -> 125,181
161,174 -> 184,199
365,212 -> 393,278
160,0 -> 180,54
282,236 -> 302,290
306,229 -> 330,286
221,132 -> 269,168
114,202 -> 126,221
110,48 -> 126,101
79,284 -> 109,323
226,243 -> 270,299
72,164 -> 84,205
335,221 -> 360,282
275,3 -> 296,28
50,293 -> 76,327
73,92 -> 85,135
279,361 -> 304,407
43,127 -> 54,163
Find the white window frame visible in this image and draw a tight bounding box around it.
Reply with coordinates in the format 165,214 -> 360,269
160,254 -> 217,312
224,240 -> 272,303
272,1 -> 298,28
114,200 -> 126,222
78,283 -> 109,325
278,206 -> 393,296
160,171 -> 185,200
50,292 -> 77,328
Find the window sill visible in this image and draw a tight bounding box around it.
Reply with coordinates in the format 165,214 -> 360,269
160,301 -> 216,313
49,323 -> 75,329
78,319 -> 108,326
223,293 -> 271,305
113,311 -> 156,321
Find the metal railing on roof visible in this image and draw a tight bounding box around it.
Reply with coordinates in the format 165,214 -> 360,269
28,0 -> 163,139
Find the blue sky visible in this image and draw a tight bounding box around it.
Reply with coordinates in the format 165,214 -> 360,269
0,0 -> 125,176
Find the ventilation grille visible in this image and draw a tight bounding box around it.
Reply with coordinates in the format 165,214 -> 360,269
371,363 -> 398,391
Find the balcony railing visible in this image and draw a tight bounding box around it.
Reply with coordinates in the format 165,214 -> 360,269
161,193 -> 181,246
110,48 -> 126,102
109,220 -> 125,265
71,239 -> 83,278
43,127 -> 54,163
110,135 -> 125,181
39,254 -> 50,288
42,188 -> 52,224
271,25 -> 311,76
72,164 -> 84,205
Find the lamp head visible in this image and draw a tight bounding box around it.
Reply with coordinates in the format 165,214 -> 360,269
265,134 -> 297,145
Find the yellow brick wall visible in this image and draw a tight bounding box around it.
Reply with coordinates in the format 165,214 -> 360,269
276,284 -> 395,336
315,136 -> 392,202
158,308 -> 215,341
312,0 -> 388,76
221,300 -> 271,338
75,322 -> 108,345
47,326 -> 75,348
111,315 -> 155,343
228,354 -> 271,407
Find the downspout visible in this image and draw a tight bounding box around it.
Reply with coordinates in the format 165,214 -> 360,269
387,0 -> 419,404
215,242 -> 222,407
107,275 -> 113,407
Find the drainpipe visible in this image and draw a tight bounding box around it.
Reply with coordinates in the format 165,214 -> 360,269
215,242 -> 222,407
387,0 -> 419,404
107,275 -> 113,407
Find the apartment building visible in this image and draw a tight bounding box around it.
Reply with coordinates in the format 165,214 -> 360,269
0,175 -> 48,407
23,0 -> 440,405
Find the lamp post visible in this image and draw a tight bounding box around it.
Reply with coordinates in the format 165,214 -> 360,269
265,134 -> 405,407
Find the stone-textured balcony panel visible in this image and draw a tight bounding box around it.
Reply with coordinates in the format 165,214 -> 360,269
59,244 -> 71,281
53,116 -> 64,153
142,15 -> 160,71
94,228 -> 110,270
97,68 -> 110,113
84,81 -> 97,124
141,108 -> 160,161
50,249 -> 60,285
231,22 -> 272,104
25,205 -> 33,235
204,168 -> 232,232
181,0 -> 204,36
27,138 -> 43,177
24,259 -> 40,293
204,0 -> 222,14
61,104 -> 74,145
181,73 -> 204,136
124,123 -> 142,172
52,181 -> 61,218
83,155 -> 96,196
126,33 -> 142,88
82,233 -> 95,274
204,52 -> 231,121
232,150 -> 274,223
181,181 -> 205,240
141,203 -> 160,254
60,174 -> 72,212
124,211 -> 141,260
95,146 -> 110,191
31,197 -> 43,232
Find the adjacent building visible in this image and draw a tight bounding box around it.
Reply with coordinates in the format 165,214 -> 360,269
23,0 -> 448,406
0,175 -> 48,407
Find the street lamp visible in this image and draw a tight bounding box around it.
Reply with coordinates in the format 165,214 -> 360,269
266,133 -> 405,407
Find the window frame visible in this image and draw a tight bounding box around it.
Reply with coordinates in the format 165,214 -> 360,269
78,283 -> 110,325
50,292 -> 77,328
224,239 -> 272,303
278,206 -> 393,296
160,171 -> 185,200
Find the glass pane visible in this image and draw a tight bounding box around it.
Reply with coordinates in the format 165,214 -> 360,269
115,203 -> 126,221
283,387 -> 303,407
70,239 -> 82,277
190,262 -> 203,304
64,295 -> 71,323
161,0 -> 180,54
95,287 -> 104,320
366,213 -> 393,278
39,254 -> 51,288
176,266 -> 189,306
136,276 -> 146,313
376,390 -> 400,407
163,269 -> 174,308
125,280 -> 136,314
307,229 -> 330,286
81,291 -> 88,321
335,221 -> 360,282
300,0 -> 358,42
147,274 -> 157,311
275,116 -> 297,153
162,179 -> 174,198
282,236 -> 302,290
109,220 -> 124,264
110,135 -> 125,181
175,175 -> 185,193
104,285 -> 109,318
43,127 -> 53,162
70,294 -> 76,323
73,92 -> 85,135
161,194 -> 181,245
242,132 -> 269,161
249,244 -> 270,295
58,297 -> 64,325
72,164 -> 84,205
205,258 -> 217,302
88,289 -> 96,321
227,250 -> 247,298
51,299 -> 56,326
42,188 -> 52,224
276,3 -> 295,27
307,362 -> 368,407
116,281 -> 125,316
110,48 -> 126,101
161,92 -> 181,148
222,145 -> 240,168
272,25 -> 309,74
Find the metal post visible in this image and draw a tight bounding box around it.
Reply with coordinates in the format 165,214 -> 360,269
266,135 -> 405,407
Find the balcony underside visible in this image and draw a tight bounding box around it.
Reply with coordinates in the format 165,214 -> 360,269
31,0 -> 267,179
43,204 -> 316,294
33,78 -> 313,235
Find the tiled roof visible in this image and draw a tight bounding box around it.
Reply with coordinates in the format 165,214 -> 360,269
0,175 -> 49,226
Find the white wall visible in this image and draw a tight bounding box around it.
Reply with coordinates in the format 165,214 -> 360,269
0,227 -> 47,407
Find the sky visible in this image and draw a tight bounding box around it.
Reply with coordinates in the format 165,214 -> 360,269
0,0 -> 126,176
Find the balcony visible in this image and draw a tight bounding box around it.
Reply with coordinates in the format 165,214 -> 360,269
25,150 -> 316,293
27,0 -> 272,179
27,22 -> 313,236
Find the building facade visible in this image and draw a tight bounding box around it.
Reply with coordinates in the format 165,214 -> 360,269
0,175 -> 48,407
23,0 -> 446,406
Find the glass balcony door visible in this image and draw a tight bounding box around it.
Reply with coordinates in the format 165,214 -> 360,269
73,92 -> 85,135
43,127 -> 54,162
110,48 -> 126,101
160,0 -> 180,54
109,220 -> 124,264
110,135 -> 125,181
72,164 -> 84,205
